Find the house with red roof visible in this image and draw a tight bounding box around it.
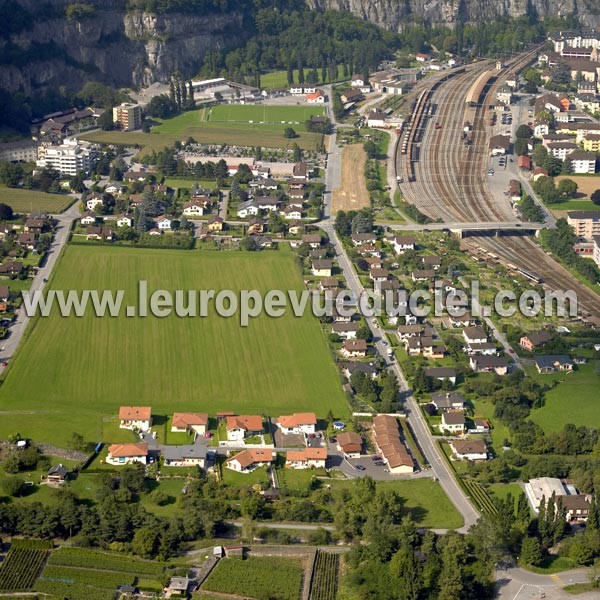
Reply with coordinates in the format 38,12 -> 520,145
119,406 -> 152,432
277,412 -> 317,435
226,415 -> 264,442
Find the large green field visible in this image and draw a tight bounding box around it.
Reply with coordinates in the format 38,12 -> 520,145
529,361 -> 600,432
0,185 -> 75,214
83,104 -> 325,157
0,245 -> 348,446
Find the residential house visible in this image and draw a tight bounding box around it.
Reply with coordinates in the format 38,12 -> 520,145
430,392 -> 466,412
86,226 -> 114,241
80,212 -> 97,226
183,201 -> 205,217
508,179 -> 521,201
341,339 -> 367,358
534,355 -> 574,374
520,330 -> 553,351
0,285 -> 9,302
156,216 -> 172,231
302,233 -> 322,248
372,415 -> 414,474
451,440 -> 488,461
470,419 -> 491,433
293,162 -> 309,180
336,431 -> 363,458
247,217 -> 264,235
237,200 -> 259,218
47,464 -> 69,483
24,218 -> 47,234
439,411 -> 466,434
422,255 -> 442,270
16,233 -> 37,250
85,193 -> 104,212
415,53 -> 430,62
392,235 -> 417,254
311,259 -> 333,277
332,321 -> 360,339
412,269 -> 435,282
162,445 -> 207,468
208,216 -> 224,232
351,232 -> 376,246
449,312 -> 477,327
171,412 -> 209,436
358,243 -> 381,257
469,355 -> 509,375
467,342 -> 498,356
106,443 -> 148,466
278,412 -> 317,435
116,215 -> 133,228
119,406 -> 152,431
226,415 -> 264,441
342,362 -> 378,380
306,89 -> 325,103
0,261 -> 23,276
397,324 -> 426,339
370,267 -> 390,283
496,85 -> 513,104
285,448 -> 327,469
284,206 -> 303,220
226,449 -> 274,473
462,326 -> 488,345
425,367 -> 457,385
561,495 -> 592,522
320,277 -> 339,291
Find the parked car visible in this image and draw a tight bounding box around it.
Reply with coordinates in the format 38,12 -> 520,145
356,465 -> 366,471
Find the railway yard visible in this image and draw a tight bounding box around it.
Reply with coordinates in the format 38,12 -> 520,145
394,49 -> 600,318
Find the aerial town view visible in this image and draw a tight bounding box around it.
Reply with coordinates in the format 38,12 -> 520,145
0,0 -> 600,598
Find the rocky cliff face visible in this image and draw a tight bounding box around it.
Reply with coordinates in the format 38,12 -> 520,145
306,0 -> 600,31
1,1 -> 243,94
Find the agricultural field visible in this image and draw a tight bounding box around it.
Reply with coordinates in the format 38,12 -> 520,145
37,547 -> 170,599
332,145 -> 370,212
0,245 -> 348,446
529,361 -> 600,432
309,550 -> 339,600
0,540 -> 51,592
0,185 -> 75,214
202,556 -> 304,600
555,175 -> 600,199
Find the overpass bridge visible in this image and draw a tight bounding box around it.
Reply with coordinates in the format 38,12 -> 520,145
377,220 -> 547,238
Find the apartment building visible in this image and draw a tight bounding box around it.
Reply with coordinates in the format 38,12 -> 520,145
112,103 -> 142,131
36,138 -> 96,176
567,210 -> 600,241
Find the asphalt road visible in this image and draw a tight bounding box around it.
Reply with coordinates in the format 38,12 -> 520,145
320,92 -> 480,533
0,201 -> 81,370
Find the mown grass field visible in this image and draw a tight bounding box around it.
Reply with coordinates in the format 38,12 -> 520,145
330,478 -> 464,529
0,185 -> 75,214
260,65 -> 345,88
529,361 -> 600,432
0,245 -> 348,446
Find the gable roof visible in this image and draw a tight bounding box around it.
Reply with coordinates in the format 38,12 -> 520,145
226,448 -> 274,468
451,440 -> 487,455
119,406 -> 152,421
171,412 -> 209,429
442,411 -> 465,425
226,415 -> 263,432
336,431 -> 362,452
108,442 -> 148,458
278,412 -> 317,428
286,447 -> 327,462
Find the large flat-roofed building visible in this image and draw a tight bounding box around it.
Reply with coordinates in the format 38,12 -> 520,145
112,103 -> 142,131
36,138 -> 96,176
567,210 -> 600,240
0,139 -> 39,163
524,477 -> 567,512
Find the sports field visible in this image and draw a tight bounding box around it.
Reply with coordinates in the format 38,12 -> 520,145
0,245 -> 348,446
199,104 -> 326,130
0,185 -> 75,214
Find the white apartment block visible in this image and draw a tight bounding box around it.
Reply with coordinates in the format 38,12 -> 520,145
36,138 -> 96,176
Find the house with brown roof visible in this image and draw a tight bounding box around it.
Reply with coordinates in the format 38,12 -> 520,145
351,232 -> 376,246
226,415 -> 264,442
277,412 -> 317,435
285,447 -> 327,469
469,355 -> 509,375
440,411 -> 466,434
336,431 -> 363,458
372,415 -> 414,474
107,442 -> 149,466
301,233 -> 321,248
0,285 -> 9,302
16,232 -> 37,250
519,330 -> 553,352
0,261 -> 23,276
208,215 -> 224,232
341,338 -> 367,358
171,412 -> 209,436
561,495 -> 592,522
425,367 -> 456,384
451,439 -> 488,461
392,235 -> 417,254
311,259 -> 333,277
331,321 -> 360,339
226,449 -> 274,473
119,406 -> 152,431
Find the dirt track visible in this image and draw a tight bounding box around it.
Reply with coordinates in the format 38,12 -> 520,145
332,144 -> 370,212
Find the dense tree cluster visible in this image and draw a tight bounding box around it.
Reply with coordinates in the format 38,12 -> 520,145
541,219 -> 600,285
335,209 -> 374,237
